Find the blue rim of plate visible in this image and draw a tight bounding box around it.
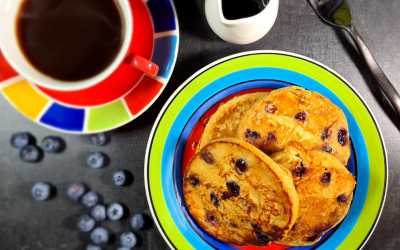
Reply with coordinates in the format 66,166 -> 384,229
145,51 -> 387,250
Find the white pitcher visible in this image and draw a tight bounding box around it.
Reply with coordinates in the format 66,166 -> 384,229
205,0 -> 279,44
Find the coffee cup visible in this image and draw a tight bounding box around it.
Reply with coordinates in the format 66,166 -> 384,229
0,0 -> 158,91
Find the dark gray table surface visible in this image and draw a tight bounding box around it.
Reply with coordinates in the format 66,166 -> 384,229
1,0 -> 399,249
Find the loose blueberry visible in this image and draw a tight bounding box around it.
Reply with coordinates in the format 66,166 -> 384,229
67,182 -> 86,201
90,227 -> 110,245
206,212 -> 218,226
107,203 -> 124,220
91,204 -> 107,221
267,132 -> 277,142
31,182 -> 51,200
87,152 -> 106,168
264,102 -> 277,114
117,248 -> 130,250
10,132 -> 34,148
201,151 -> 214,164
294,111 -> 307,121
131,214 -> 145,230
222,182 -> 240,200
91,133 -> 107,146
322,145 -> 332,153
321,127 -> 331,140
337,129 -> 348,146
81,192 -> 98,207
77,214 -> 95,232
210,192 -> 219,206
255,231 -> 271,245
112,169 -> 128,186
20,145 -> 42,162
245,129 -> 261,139
321,172 -> 332,185
120,231 -> 137,248
337,193 -> 348,203
86,244 -> 102,250
293,161 -> 307,177
235,159 -> 247,174
41,136 -> 62,153
188,176 -> 200,187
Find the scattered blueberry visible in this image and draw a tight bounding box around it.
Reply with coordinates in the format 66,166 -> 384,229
222,182 -> 240,200
131,214 -> 145,230
112,169 -> 128,186
321,172 -> 332,185
90,227 -> 110,245
267,132 -> 277,142
82,191 -> 98,207
91,133 -> 108,146
86,244 -> 102,250
20,145 -> 41,162
10,132 -> 34,148
264,102 -> 277,114
210,192 -> 219,206
106,203 -> 124,220
245,129 -> 261,139
31,182 -> 52,200
255,231 -> 271,245
306,232 -> 324,242
337,129 -> 349,146
337,193 -> 348,203
77,214 -> 95,232
117,248 -> 131,250
120,231 -> 137,248
201,151 -> 214,164
322,145 -> 332,153
321,127 -> 331,140
188,176 -> 199,187
41,136 -> 62,153
87,152 -> 106,168
293,161 -> 307,177
294,111 -> 307,121
206,212 -> 218,226
67,182 -> 86,201
91,204 -> 107,221
234,158 -> 247,174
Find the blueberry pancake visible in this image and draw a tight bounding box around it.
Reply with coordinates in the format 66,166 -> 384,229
270,142 -> 356,246
236,86 -> 351,166
200,92 -> 268,149
183,138 -> 299,246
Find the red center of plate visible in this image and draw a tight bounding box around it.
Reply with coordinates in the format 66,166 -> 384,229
35,0 -> 154,107
181,88 -> 291,250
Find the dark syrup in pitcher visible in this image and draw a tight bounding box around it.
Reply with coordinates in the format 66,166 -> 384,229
222,0 -> 268,20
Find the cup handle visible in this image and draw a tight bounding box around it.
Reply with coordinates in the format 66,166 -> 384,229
125,52 -> 159,77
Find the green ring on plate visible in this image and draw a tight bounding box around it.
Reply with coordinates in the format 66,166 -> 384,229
146,51 -> 386,250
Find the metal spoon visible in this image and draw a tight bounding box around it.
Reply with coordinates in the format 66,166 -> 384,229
309,0 -> 400,116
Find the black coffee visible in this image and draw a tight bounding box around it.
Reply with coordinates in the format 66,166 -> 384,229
17,0 -> 124,82
222,0 -> 268,20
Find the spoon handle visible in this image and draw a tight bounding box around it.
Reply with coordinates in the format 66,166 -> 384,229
346,25 -> 400,116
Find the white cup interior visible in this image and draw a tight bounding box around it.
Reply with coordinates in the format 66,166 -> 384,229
0,0 -> 133,91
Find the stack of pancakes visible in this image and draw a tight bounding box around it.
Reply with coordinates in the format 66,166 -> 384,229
183,87 -> 356,247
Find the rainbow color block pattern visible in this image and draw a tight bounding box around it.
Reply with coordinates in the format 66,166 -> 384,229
0,0 -> 179,133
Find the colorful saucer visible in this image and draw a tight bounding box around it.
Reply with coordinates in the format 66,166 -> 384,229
145,51 -> 387,250
0,0 -> 179,133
